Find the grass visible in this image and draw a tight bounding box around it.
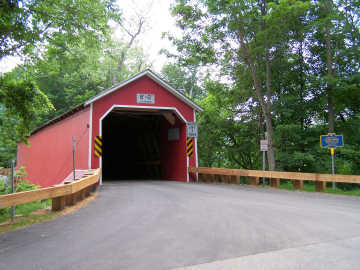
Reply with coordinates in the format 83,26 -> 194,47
0,210 -> 60,234
278,181 -> 360,196
204,177 -> 360,196
0,193 -> 98,234
0,200 -> 58,234
0,200 -> 51,223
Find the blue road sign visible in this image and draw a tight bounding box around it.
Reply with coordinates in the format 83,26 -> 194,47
320,134 -> 344,149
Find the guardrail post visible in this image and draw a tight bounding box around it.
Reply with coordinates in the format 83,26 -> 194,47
315,181 -> 326,192
270,178 -> 280,188
85,186 -> 91,197
65,194 -> 76,206
52,196 -> 66,211
219,175 -> 224,183
73,191 -> 80,202
292,180 -> 304,190
249,177 -> 259,186
78,190 -> 85,201
236,175 -> 241,184
226,175 -> 231,184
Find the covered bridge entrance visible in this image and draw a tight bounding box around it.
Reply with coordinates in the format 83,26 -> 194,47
101,107 -> 185,181
17,70 -> 202,187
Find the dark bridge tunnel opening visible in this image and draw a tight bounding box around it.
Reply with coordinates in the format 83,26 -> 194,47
102,111 -> 164,181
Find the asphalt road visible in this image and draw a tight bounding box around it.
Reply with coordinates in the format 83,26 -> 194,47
1,181 -> 360,270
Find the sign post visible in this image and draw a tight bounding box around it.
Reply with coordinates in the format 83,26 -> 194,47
320,133 -> 344,189
186,122 -> 198,183
260,140 -> 268,185
10,159 -> 15,222
72,136 -> 76,182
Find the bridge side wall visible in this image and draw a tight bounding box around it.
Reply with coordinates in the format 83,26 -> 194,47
17,107 -> 90,187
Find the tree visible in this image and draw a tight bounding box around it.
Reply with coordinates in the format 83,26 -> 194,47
0,73 -> 54,165
168,0 -> 309,170
161,63 -> 204,99
197,80 -> 262,169
308,1 -> 360,133
0,0 -> 119,59
20,35 -> 151,124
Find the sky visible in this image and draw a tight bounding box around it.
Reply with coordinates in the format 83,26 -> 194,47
114,0 -> 179,72
0,0 -> 179,73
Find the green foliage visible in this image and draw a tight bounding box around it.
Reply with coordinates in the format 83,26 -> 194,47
0,0 -> 119,59
166,0 -> 360,192
24,35 -> 151,124
279,181 -> 360,196
0,73 -> 54,151
161,63 -> 204,99
197,80 -> 262,169
0,166 -> 37,195
0,166 -> 46,221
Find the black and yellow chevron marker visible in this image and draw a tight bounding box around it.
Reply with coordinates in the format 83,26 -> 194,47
94,136 -> 102,157
186,137 -> 194,157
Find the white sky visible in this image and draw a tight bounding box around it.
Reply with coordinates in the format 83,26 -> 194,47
0,0 -> 179,73
114,0 -> 179,72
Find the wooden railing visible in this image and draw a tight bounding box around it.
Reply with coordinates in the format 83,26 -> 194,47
189,167 -> 360,192
0,169 -> 101,211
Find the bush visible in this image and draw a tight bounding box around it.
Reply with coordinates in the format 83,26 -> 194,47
0,167 -> 41,218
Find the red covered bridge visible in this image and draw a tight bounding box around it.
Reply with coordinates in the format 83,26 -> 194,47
17,70 -> 202,187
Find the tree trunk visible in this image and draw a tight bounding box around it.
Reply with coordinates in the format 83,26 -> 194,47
325,0 -> 335,133
249,64 -> 276,170
259,0 -> 276,170
258,109 -> 265,139
264,50 -> 276,170
237,24 -> 276,170
112,17 -> 144,84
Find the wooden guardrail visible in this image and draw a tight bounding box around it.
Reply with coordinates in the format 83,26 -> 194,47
0,169 -> 101,211
189,167 -> 360,192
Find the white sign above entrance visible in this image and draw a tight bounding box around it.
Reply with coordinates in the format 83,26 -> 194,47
186,122 -> 198,138
136,93 -> 155,104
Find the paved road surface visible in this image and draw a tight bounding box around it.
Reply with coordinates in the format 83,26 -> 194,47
0,181 -> 359,270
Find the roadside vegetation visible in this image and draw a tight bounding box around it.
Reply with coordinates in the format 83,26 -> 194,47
278,181 -> 360,196
0,166 -> 98,234
163,0 -> 360,194
0,167 -> 51,225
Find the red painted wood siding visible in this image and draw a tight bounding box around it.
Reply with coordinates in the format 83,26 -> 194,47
91,75 -> 197,181
17,107 -> 90,187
